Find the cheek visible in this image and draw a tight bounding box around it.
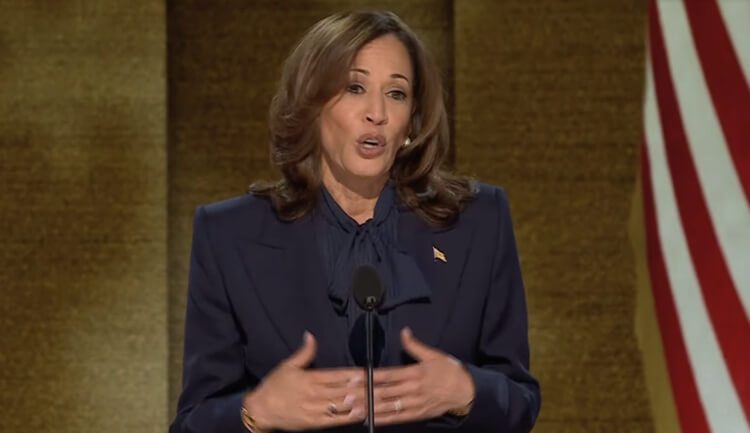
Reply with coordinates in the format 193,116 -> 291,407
323,105 -> 356,141
319,112 -> 345,155
392,103 -> 412,130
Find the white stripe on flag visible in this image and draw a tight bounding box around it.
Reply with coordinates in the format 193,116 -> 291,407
644,60 -> 750,433
658,0 -> 750,318
716,0 -> 750,87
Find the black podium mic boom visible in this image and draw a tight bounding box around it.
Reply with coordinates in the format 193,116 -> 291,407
352,264 -> 385,433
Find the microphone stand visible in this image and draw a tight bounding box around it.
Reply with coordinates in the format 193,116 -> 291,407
365,296 -> 376,433
352,265 -> 384,433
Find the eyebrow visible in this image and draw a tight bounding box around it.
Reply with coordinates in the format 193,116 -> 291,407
350,68 -> 410,84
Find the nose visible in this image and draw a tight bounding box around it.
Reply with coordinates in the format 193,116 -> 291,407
365,94 -> 388,125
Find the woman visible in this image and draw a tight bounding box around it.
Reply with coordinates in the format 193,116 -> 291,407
171,10 -> 540,433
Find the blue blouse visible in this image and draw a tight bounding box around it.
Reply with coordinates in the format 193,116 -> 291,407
314,183 -> 431,366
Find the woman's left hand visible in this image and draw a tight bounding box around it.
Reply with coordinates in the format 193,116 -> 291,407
370,327 -> 475,426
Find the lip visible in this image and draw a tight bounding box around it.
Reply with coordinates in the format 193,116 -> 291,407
355,132 -> 387,159
356,132 -> 386,147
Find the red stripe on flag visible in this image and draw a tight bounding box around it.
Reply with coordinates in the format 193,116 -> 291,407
641,138 -> 710,433
683,0 -> 750,202
649,0 -> 750,422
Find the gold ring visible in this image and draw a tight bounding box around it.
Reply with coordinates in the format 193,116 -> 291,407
394,399 -> 403,414
327,401 -> 338,416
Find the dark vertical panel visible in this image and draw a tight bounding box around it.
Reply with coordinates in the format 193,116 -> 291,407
454,0 -> 651,432
167,0 -> 452,416
0,1 -> 167,432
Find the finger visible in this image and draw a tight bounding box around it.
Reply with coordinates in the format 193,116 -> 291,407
370,395 -> 431,427
330,392 -> 363,415
373,380 -> 419,401
318,410 -> 367,428
306,394 -> 358,418
285,331 -> 317,368
373,395 -> 418,416
311,383 -> 365,403
309,399 -> 367,429
299,399 -> 357,426
308,368 -> 365,386
372,365 -> 421,384
372,400 -> 432,427
401,327 -> 439,361
373,407 -> 425,427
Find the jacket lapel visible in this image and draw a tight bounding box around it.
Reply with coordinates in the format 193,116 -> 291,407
382,210 -> 473,366
234,211 -> 351,368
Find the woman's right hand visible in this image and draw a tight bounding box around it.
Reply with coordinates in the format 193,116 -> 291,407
242,332 -> 366,432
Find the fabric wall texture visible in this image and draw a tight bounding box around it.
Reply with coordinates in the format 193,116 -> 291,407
0,1 -> 651,432
0,1 -> 167,433
454,2 -> 651,432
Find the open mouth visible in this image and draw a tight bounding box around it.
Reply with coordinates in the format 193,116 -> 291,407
357,133 -> 386,148
362,138 -> 383,148
356,133 -> 387,158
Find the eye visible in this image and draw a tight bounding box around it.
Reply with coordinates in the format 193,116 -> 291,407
388,90 -> 408,101
347,83 -> 365,94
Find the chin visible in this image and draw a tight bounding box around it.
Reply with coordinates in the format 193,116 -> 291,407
345,164 -> 389,181
349,169 -> 389,181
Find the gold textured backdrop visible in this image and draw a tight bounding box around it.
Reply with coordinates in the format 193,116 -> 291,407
0,1 -> 650,432
0,1 -> 167,432
454,2 -> 650,432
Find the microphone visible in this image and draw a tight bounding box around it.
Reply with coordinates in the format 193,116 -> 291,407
352,265 -> 385,433
353,264 -> 385,311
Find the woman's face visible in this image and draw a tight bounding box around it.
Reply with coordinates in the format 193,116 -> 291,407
318,34 -> 414,189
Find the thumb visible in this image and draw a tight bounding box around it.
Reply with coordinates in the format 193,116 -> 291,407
401,327 -> 438,361
285,331 -> 317,368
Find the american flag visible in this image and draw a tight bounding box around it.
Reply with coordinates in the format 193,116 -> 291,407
638,0 -> 750,432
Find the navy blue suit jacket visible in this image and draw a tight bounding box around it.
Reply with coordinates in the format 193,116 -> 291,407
171,184 -> 540,433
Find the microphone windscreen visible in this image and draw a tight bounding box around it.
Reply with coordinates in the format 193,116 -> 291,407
352,265 -> 385,311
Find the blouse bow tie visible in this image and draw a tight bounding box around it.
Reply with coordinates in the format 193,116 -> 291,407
319,185 -> 431,316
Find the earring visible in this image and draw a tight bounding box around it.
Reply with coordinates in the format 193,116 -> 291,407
404,137 -> 411,147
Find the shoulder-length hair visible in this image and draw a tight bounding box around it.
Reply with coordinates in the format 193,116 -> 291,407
250,10 -> 476,227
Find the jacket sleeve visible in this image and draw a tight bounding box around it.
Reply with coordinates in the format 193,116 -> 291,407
170,206 -> 249,433
430,187 -> 541,432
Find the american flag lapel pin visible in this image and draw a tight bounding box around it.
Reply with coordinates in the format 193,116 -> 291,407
433,246 -> 447,263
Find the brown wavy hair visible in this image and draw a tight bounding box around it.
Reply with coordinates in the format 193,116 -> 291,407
250,10 -> 476,227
